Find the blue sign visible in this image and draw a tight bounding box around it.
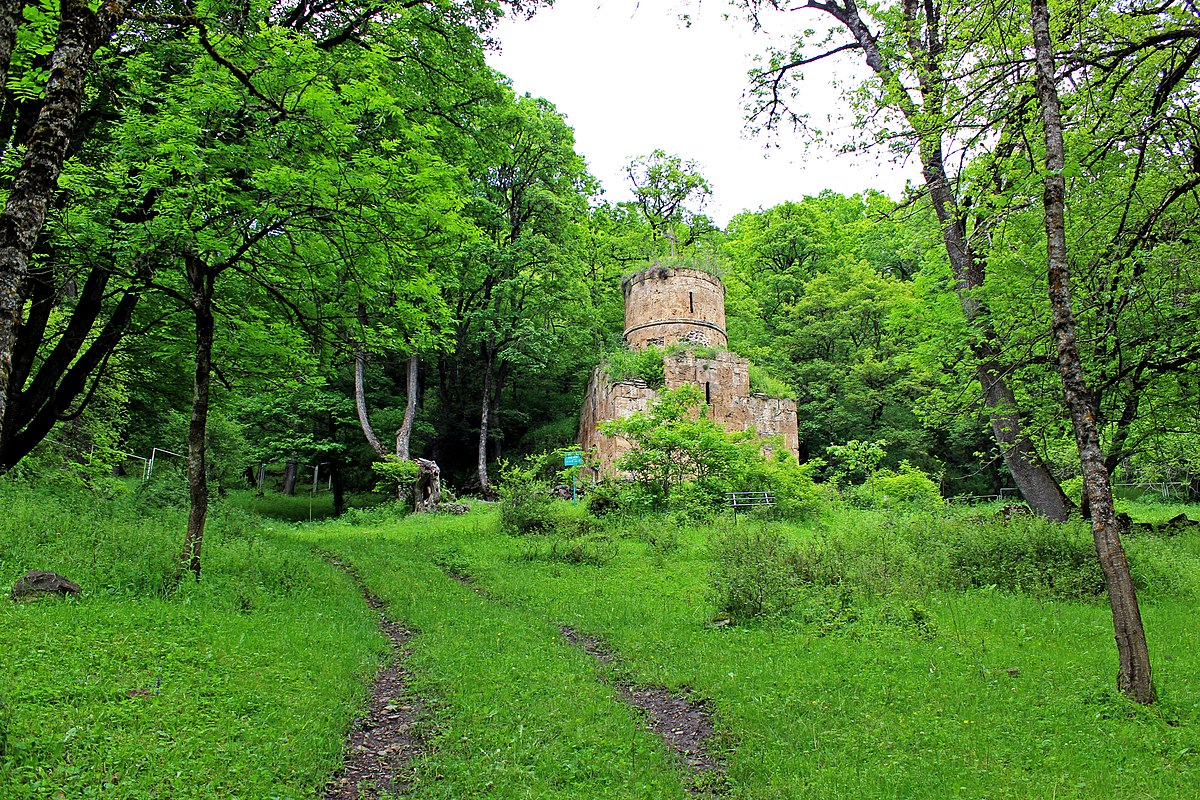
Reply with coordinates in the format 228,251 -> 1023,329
563,452 -> 584,467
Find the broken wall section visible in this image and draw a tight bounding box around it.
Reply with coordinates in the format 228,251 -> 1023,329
578,350 -> 800,479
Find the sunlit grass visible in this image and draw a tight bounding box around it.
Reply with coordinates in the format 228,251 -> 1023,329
3,481 -> 1198,799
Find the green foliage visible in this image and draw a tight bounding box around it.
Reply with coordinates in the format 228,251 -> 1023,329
747,364 -> 796,399
585,479 -> 626,517
663,339 -> 720,361
709,524 -> 807,622
625,150 -> 714,254
869,462 -> 944,509
743,453 -> 832,519
496,457 -> 558,535
601,345 -> 666,388
370,456 -> 420,497
826,438 -> 889,486
601,385 -> 758,509
939,515 -> 1106,600
132,471 -> 190,511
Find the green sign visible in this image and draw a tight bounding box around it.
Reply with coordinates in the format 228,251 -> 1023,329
563,452 -> 584,467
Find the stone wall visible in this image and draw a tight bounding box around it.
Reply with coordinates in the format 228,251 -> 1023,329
577,368 -> 658,475
622,266 -> 727,350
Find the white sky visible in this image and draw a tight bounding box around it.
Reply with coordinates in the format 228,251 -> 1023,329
487,0 -> 920,226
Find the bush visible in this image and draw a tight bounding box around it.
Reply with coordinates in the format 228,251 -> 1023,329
709,525 -> 808,622
586,480 -> 626,517
748,364 -> 796,400
370,456 -> 419,497
937,515 -> 1105,601
743,454 -> 831,520
132,471 -> 190,509
497,459 -> 558,535
870,462 -> 943,509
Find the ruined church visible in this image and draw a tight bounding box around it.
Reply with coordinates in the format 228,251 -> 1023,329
578,265 -> 800,476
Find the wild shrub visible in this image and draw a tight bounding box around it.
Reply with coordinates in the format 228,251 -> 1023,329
794,515 -> 928,597
602,385 -> 761,511
370,456 -> 420,497
743,453 -> 831,519
132,470 -> 190,509
549,532 -> 618,566
602,345 -> 666,388
667,481 -> 722,524
748,364 -> 796,399
497,459 -> 558,535
934,515 -> 1106,601
517,512 -> 617,566
709,524 -> 808,621
586,480 -> 626,516
869,462 -> 943,508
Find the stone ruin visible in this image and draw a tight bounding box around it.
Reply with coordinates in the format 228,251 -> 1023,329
578,265 -> 800,477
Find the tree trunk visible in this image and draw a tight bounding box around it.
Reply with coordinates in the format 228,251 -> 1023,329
1031,0 -> 1154,703
356,348 -> 439,510
180,255 -> 214,581
330,458 -> 345,517
413,457 -> 441,512
0,0 -> 123,447
396,353 -> 418,461
354,350 -> 388,459
282,459 -> 298,495
477,344 -> 495,499
0,0 -> 24,96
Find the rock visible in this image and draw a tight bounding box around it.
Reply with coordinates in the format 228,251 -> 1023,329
998,504 -> 1032,522
1162,513 -> 1197,536
11,570 -> 81,601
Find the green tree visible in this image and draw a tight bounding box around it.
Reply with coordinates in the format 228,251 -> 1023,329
1030,0 -> 1153,702
735,0 -> 1075,519
601,384 -> 757,506
625,149 -> 714,257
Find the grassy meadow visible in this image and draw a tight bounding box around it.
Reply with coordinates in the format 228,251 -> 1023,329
2,478 -> 1198,798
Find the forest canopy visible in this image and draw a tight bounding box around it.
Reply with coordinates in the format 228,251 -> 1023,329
1,1 -> 1197,545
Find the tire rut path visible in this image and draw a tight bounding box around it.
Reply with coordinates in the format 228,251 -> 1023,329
558,625 -> 727,795
323,555 -> 427,800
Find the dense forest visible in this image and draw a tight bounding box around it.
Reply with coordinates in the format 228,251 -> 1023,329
2,2 -> 1199,579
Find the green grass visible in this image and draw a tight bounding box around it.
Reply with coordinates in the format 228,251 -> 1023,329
3,481 -> 1199,798
0,481 -> 383,799
223,488 -> 388,522
303,514 -> 690,799
301,500 -> 1200,799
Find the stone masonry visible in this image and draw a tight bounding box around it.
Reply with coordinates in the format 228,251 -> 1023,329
578,265 -> 800,477
622,266 -> 729,350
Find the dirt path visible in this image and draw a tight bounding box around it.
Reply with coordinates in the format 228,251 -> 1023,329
323,560 -> 427,800
559,626 -> 727,795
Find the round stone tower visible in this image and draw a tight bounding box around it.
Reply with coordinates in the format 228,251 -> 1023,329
621,266 -> 728,350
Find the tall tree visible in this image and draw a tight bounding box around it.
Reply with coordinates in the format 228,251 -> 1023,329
1030,0 -> 1154,703
625,150 -> 713,257
735,0 -> 1074,519
0,0 -> 128,467
439,90 -> 593,494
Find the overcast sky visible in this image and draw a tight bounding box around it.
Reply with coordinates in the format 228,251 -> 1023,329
486,1 -> 920,226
